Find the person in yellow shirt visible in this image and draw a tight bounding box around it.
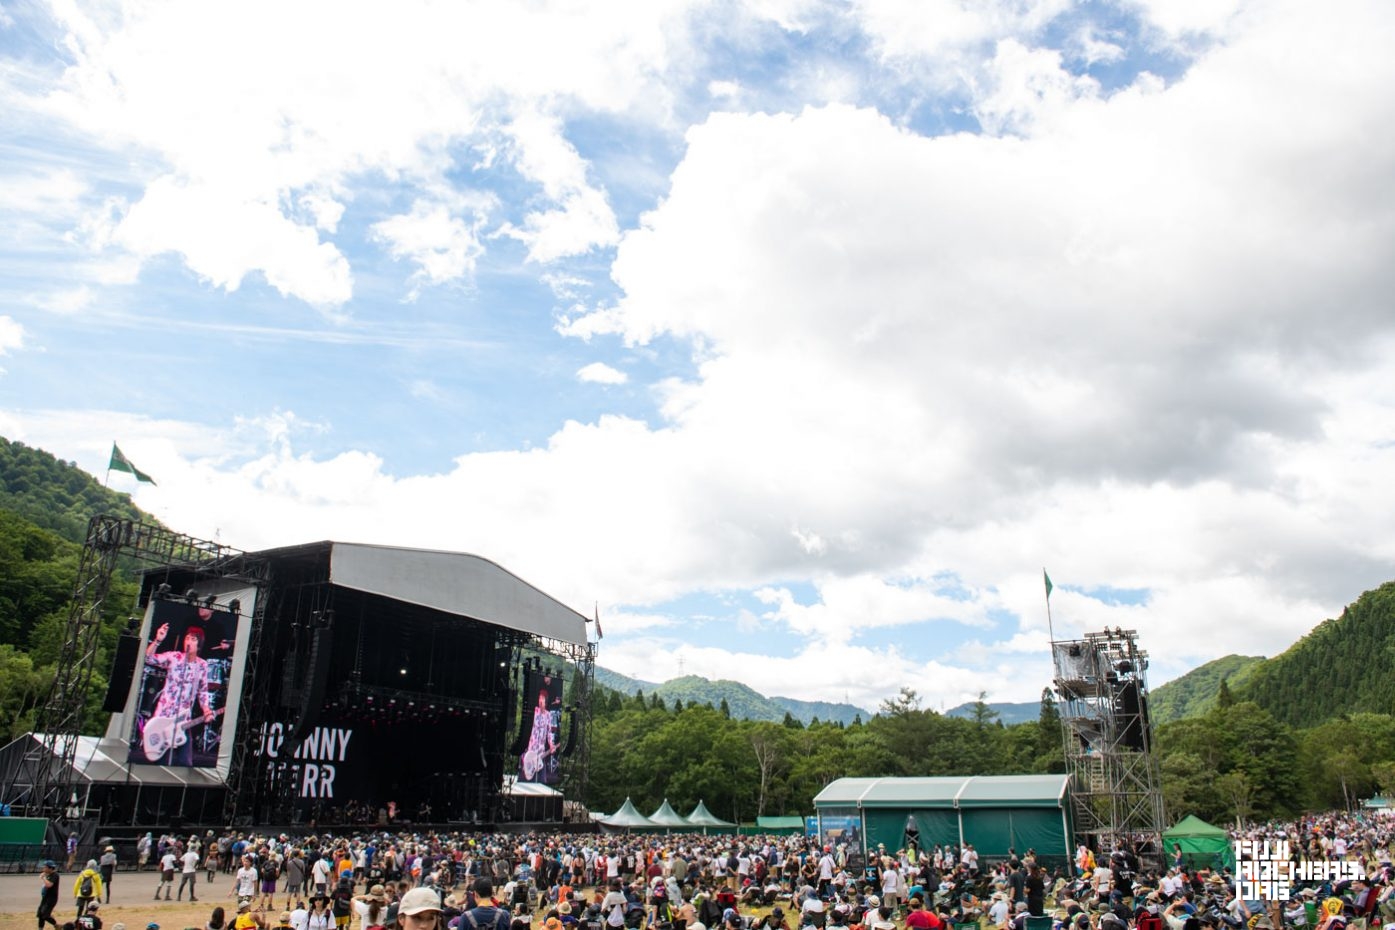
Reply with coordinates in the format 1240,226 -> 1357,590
235,900 -> 266,930
74,860 -> 105,916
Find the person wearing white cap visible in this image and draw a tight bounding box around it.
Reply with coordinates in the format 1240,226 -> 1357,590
395,887 -> 444,930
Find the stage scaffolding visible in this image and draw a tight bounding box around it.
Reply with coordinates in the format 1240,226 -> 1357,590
0,515 -> 267,822
1051,627 -> 1165,861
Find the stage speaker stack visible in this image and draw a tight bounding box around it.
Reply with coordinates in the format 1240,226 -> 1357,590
102,631 -> 143,711
283,613 -> 334,746
560,709 -> 577,757
1116,680 -> 1147,751
509,706 -> 532,755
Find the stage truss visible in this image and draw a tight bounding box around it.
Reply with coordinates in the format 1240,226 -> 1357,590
1051,627 -> 1166,860
1,515 -> 267,820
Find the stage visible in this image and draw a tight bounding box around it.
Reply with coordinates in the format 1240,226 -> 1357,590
0,521 -> 596,833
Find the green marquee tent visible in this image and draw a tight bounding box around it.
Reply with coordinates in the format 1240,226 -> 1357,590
1163,815 -> 1233,869
813,775 -> 1074,868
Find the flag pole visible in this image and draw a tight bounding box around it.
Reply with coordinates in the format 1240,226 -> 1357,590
104,440 -> 113,488
1044,568 -> 1056,644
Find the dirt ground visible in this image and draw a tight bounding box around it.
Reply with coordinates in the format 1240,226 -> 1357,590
0,874 -> 778,930
0,874 -> 623,930
0,869 -> 373,930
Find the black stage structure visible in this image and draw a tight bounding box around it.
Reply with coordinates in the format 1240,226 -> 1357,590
0,516 -> 596,833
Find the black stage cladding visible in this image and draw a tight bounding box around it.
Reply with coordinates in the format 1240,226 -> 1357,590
263,597 -> 526,824
145,541 -> 549,826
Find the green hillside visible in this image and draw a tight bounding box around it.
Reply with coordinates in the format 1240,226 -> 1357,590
1150,654 -> 1266,723
1240,582 -> 1395,728
0,438 -> 151,545
0,437 -> 154,739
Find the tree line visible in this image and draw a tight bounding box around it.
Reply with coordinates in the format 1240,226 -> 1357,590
585,679 -> 1395,827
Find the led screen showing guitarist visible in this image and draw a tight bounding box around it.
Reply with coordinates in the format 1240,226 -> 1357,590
128,599 -> 237,767
518,671 -> 563,785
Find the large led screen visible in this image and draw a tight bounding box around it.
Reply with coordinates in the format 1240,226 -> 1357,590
127,598 -> 241,767
517,669 -> 563,785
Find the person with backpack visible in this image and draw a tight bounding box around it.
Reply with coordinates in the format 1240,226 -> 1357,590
330,878 -> 355,930
260,856 -> 283,912
460,879 -> 511,930
74,860 -> 104,917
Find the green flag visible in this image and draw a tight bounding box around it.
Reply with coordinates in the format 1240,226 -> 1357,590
1043,569 -> 1053,599
109,443 -> 157,485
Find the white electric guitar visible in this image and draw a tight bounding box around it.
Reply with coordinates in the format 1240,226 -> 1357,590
522,747 -> 547,780
142,709 -> 224,762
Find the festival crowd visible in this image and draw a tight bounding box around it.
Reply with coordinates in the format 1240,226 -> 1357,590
34,811 -> 1395,930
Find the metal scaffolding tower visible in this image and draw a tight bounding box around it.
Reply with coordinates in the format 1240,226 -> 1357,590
1052,627 -> 1166,860
3,515 -> 266,819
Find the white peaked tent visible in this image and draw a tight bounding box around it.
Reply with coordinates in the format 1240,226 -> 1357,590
649,799 -> 691,831
684,799 -> 736,833
599,796 -> 657,831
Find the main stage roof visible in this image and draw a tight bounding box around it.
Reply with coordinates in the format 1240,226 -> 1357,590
238,541 -> 590,647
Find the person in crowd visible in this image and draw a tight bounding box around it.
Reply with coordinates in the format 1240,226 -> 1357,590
97,846 -> 117,904
235,856 -> 261,903
75,902 -> 102,930
207,906 -> 227,930
459,878 -> 510,930
181,841 -> 203,901
74,860 -> 104,917
233,901 -> 265,930
397,887 -> 446,930
306,895 -> 333,930
355,884 -> 391,928
38,859 -> 60,930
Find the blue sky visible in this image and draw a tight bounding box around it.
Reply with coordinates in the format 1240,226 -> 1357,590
3,0 -> 1395,713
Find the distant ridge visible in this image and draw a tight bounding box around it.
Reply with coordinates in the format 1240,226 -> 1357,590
594,667 -> 868,725
944,700 -> 1039,725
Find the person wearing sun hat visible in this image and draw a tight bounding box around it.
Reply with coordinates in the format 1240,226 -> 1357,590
99,846 -> 118,903
354,884 -> 390,928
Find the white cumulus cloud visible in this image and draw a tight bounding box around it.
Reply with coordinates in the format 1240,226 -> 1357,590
577,362 -> 628,385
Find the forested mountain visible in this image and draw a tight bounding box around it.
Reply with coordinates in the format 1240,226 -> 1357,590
1149,654 -> 1266,724
0,438 -> 152,739
593,668 -> 866,724
0,438 -> 149,544
1240,582 -> 1395,728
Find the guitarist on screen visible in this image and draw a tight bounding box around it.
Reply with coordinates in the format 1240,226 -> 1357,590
521,686 -> 559,782
144,621 -> 217,765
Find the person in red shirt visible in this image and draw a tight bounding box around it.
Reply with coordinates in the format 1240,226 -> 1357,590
905,898 -> 943,930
